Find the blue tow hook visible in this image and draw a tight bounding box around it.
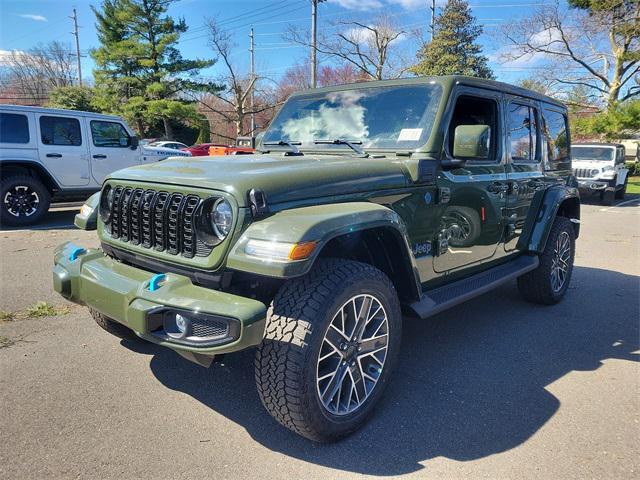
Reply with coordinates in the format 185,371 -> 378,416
148,274 -> 166,292
69,247 -> 86,262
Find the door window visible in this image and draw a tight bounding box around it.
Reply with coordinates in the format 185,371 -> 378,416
90,120 -> 131,148
0,113 -> 30,143
541,107 -> 569,162
447,95 -> 500,162
508,104 -> 540,162
40,116 -> 82,146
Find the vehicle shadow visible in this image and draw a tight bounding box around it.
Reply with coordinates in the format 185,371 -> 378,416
579,192 -> 640,206
123,266 -> 639,476
0,205 -> 78,231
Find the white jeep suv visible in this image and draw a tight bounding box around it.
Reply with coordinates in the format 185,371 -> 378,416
572,143 -> 629,204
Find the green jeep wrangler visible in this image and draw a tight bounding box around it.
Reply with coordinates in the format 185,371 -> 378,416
53,76 -> 580,442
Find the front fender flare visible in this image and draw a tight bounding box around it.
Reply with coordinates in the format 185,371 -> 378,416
227,202 -> 420,285
519,185 -> 580,253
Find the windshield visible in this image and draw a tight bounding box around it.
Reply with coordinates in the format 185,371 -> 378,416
572,146 -> 615,161
263,84 -> 443,152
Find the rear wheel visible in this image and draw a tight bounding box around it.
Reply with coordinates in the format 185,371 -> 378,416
0,175 -> 50,227
518,217 -> 575,305
255,259 -> 402,442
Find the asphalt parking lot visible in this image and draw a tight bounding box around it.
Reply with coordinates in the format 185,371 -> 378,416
1,198 -> 638,480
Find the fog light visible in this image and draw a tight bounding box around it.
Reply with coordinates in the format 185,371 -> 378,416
175,314 -> 187,333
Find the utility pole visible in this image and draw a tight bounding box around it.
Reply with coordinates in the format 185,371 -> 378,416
70,8 -> 82,86
311,0 -> 325,88
430,0 -> 435,42
249,27 -> 255,136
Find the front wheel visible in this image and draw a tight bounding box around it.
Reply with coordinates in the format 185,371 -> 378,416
517,217 -> 575,305
255,259 -> 402,442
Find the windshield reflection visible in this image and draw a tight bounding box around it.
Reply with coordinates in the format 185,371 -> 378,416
264,84 -> 443,152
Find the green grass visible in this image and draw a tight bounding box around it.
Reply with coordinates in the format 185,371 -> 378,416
0,336 -> 15,348
0,311 -> 15,322
24,302 -> 70,318
627,176 -> 640,194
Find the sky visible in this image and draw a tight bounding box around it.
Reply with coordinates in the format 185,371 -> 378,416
0,0 -> 567,85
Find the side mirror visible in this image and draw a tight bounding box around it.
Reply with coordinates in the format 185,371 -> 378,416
452,124 -> 490,160
129,135 -> 139,149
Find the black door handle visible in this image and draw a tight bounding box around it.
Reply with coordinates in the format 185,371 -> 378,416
92,154 -> 107,159
46,153 -> 62,158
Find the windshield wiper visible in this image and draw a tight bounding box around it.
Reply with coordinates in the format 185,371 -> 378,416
261,140 -> 303,155
314,139 -> 369,158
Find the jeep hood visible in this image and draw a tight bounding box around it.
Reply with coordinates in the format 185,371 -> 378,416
109,154 -> 410,206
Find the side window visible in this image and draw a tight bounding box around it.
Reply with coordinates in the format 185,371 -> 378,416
448,94 -> 500,162
40,116 -> 82,146
508,103 -> 539,162
90,120 -> 130,148
541,107 -> 569,162
0,113 -> 30,144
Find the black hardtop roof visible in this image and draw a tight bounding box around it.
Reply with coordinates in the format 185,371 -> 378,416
292,75 -> 566,110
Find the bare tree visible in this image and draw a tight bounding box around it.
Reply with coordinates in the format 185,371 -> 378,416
501,2 -> 639,108
196,19 -> 276,139
0,41 -> 76,104
287,16 -> 409,81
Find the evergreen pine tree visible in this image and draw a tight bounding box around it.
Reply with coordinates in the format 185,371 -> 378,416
411,0 -> 494,79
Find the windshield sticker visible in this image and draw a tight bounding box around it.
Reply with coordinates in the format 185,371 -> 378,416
397,128 -> 423,142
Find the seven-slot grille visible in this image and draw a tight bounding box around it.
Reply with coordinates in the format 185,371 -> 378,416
573,168 -> 597,179
108,186 -> 211,258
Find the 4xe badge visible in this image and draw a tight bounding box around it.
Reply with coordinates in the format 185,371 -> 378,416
412,242 -> 431,258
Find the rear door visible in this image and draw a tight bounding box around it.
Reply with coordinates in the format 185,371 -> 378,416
433,87 -> 508,273
88,119 -> 140,184
504,97 -> 545,252
36,113 -> 90,186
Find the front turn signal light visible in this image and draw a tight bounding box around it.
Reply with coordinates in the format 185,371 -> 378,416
245,240 -> 317,262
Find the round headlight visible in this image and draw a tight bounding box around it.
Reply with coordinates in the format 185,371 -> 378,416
99,185 -> 114,223
590,169 -> 599,176
212,199 -> 233,239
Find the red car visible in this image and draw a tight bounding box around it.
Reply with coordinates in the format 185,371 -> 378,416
181,143 -> 225,156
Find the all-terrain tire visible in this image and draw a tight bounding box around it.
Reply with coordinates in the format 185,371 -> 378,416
254,259 -> 402,442
615,176 -> 627,200
517,216 -> 575,305
90,308 -> 144,341
0,175 -> 51,227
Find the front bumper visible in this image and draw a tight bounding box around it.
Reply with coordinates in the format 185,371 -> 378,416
577,179 -> 610,191
52,242 -> 267,359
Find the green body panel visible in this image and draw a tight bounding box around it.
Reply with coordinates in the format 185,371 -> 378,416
227,202 -> 419,282
520,185 -> 580,253
52,242 -> 267,356
74,192 -> 99,230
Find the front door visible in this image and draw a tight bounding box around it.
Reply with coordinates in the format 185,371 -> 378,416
88,119 -> 139,184
433,88 -> 508,273
36,114 -> 90,186
504,97 -> 545,252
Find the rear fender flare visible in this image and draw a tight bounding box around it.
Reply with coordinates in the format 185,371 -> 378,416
519,185 -> 580,253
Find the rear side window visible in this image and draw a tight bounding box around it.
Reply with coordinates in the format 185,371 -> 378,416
0,113 -> 30,144
90,120 -> 130,148
542,107 -> 569,162
40,116 -> 82,146
508,103 -> 540,162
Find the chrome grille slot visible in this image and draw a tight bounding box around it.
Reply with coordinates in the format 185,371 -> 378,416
573,168 -> 595,179
107,185 -> 213,258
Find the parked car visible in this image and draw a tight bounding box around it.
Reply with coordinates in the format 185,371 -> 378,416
572,143 -> 629,204
54,76 -> 579,442
208,144 -> 255,155
181,143 -> 226,156
0,105 -> 190,226
147,140 -> 189,150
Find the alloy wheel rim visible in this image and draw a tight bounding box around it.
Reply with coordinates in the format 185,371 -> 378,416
3,186 -> 40,217
316,294 -> 389,416
446,212 -> 472,241
551,231 -> 571,293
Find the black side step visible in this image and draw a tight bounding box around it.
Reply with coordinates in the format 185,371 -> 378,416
410,255 -> 539,319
